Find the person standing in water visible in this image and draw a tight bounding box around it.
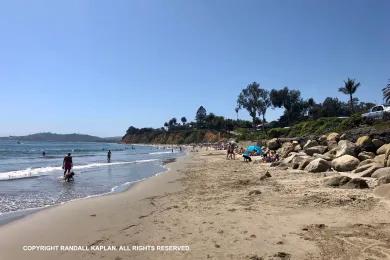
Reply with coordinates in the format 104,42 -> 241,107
107,150 -> 112,163
63,153 -> 73,176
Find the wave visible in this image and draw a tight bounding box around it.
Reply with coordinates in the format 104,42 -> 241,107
0,159 -> 158,181
149,151 -> 178,155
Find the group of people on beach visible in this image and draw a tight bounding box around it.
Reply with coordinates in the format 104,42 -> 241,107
225,143 -> 280,163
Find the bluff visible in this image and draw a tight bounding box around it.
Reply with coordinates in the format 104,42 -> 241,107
121,129 -> 231,144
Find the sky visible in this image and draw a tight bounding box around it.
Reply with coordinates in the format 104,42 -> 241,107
0,0 -> 389,137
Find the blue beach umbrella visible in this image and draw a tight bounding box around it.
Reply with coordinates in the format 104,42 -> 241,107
244,145 -> 263,156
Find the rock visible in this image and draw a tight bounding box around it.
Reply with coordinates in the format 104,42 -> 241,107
355,136 -> 375,152
313,153 -> 332,161
303,140 -> 318,149
374,154 -> 386,166
304,146 -> 328,156
378,176 -> 390,186
260,171 -> 272,180
371,167 -> 390,179
377,144 -> 390,155
343,178 -> 369,189
280,153 -> 298,165
353,163 -> 376,173
330,140 -> 357,158
358,159 -> 375,168
305,158 -> 331,173
267,138 -> 281,150
332,155 -> 360,172
293,144 -> 302,152
385,147 -> 390,167
318,135 -> 327,145
270,161 -> 280,167
325,176 -> 351,187
327,132 -> 340,142
337,140 -> 357,157
372,138 -> 385,149
357,151 -> 375,161
298,157 -> 314,170
248,190 -> 262,195
355,164 -> 383,177
279,142 -> 295,158
327,141 -> 339,151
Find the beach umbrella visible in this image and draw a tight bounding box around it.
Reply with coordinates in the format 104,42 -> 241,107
245,145 -> 263,155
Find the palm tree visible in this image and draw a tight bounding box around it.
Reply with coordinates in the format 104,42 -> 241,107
234,107 -> 239,120
338,78 -> 360,113
180,116 -> 187,125
383,80 -> 390,104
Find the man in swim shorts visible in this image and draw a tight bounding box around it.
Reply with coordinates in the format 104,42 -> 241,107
63,153 -> 73,176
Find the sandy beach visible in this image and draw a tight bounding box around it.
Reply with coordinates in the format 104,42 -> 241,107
1,149 -> 390,260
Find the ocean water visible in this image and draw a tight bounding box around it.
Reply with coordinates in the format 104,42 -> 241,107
0,140 -> 182,216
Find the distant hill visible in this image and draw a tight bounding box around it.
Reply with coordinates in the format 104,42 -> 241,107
0,132 -> 121,143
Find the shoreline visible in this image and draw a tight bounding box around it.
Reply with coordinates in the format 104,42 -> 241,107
0,155 -> 181,227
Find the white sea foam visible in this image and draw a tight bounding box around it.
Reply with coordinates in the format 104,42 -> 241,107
149,151 -> 178,155
0,159 -> 158,181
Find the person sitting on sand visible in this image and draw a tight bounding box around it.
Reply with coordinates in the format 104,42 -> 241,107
63,153 -> 73,176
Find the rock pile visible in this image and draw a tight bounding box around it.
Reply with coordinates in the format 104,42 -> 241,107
267,133 -> 390,188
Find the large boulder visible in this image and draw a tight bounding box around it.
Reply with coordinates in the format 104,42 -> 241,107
378,176 -> 390,186
298,157 -> 315,170
355,136 -> 375,152
357,151 -> 375,161
304,158 -> 331,173
293,144 -> 302,152
267,138 -> 281,150
303,140 -> 318,149
279,142 -> 295,158
343,178 -> 369,189
304,146 -> 328,156
332,155 -> 360,172
372,139 -> 385,149
354,164 -> 383,177
374,154 -> 386,166
377,144 -> 390,155
325,176 -> 351,187
358,159 -> 375,168
330,140 -> 357,158
318,135 -> 327,145
371,167 -> 390,179
327,132 -> 340,142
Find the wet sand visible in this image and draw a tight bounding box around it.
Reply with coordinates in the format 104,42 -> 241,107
1,150 -> 390,259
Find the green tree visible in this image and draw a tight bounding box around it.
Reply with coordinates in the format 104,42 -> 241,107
196,106 -> 207,127
257,89 -> 271,132
237,82 -> 263,127
234,106 -> 239,120
338,78 -> 360,113
383,79 -> 390,103
270,87 -> 303,125
181,116 -> 187,125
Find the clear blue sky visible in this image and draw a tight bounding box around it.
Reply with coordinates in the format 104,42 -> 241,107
0,0 -> 389,137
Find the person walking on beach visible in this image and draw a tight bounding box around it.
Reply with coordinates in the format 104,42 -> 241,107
107,150 -> 112,163
63,153 -> 73,176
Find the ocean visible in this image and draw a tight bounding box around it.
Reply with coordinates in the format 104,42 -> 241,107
0,140 -> 182,220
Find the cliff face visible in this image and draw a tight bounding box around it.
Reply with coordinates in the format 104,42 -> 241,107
121,129 -> 230,144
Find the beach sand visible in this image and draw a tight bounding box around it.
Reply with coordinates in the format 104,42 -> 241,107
1,150 -> 390,259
